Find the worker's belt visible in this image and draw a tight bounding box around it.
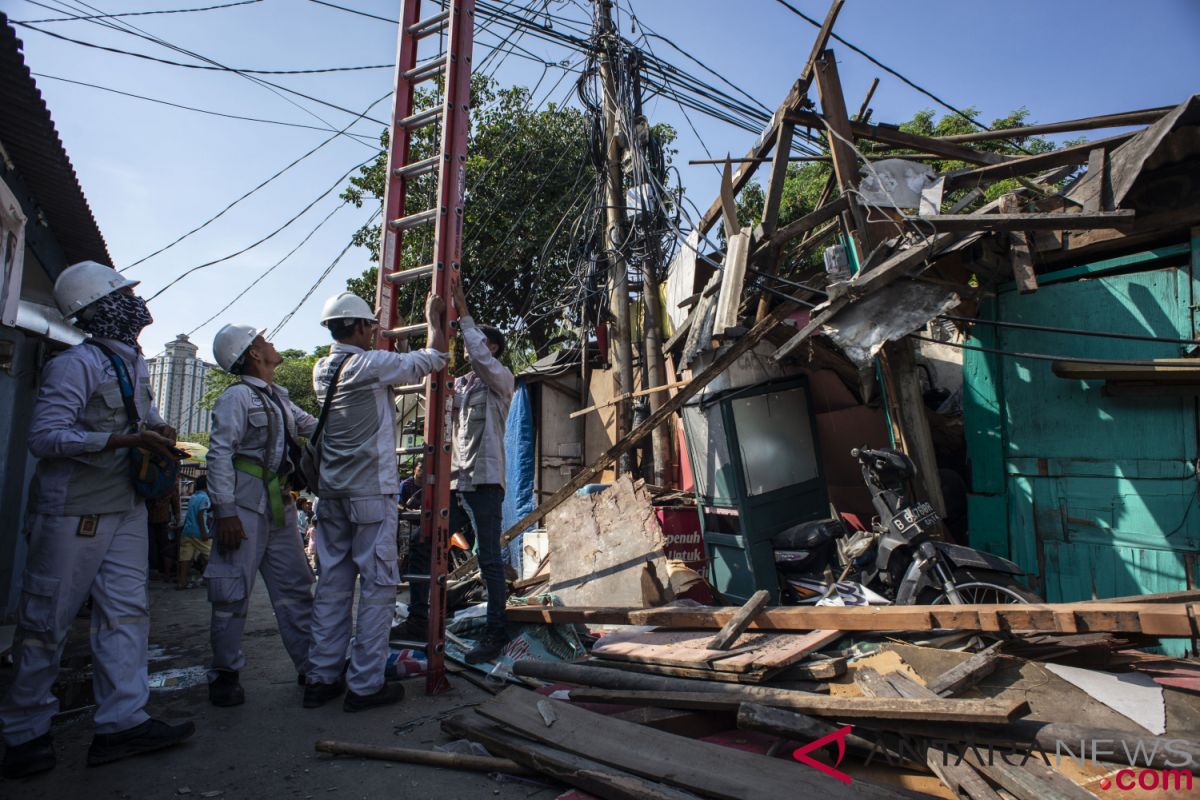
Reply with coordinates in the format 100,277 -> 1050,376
233,456 -> 286,528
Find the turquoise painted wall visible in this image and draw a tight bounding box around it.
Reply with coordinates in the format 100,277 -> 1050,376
964,239 -> 1200,651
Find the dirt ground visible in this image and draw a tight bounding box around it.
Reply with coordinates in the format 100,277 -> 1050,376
0,579 -> 561,800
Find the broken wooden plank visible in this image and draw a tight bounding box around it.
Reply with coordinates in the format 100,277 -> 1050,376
708,590 -> 771,650
504,602 -> 1200,637
855,668 -> 1004,800
1084,148 -> 1110,214
960,749 -> 1100,800
441,712 -> 706,800
313,739 -> 533,776
566,688 -> 1030,724
757,195 -> 849,252
592,629 -> 840,674
712,228 -> 750,337
474,687 -> 906,800
696,0 -> 845,236
935,106 -> 1171,143
736,702 -> 904,764
515,659 -> 814,696
787,109 -> 1011,166
944,133 -> 1134,192
926,642 -> 1004,697
916,210 -> 1133,232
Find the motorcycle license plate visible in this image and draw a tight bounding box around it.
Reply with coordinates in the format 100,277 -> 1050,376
889,501 -> 939,539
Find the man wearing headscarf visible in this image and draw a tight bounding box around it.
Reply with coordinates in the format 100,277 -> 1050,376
0,262 -> 195,778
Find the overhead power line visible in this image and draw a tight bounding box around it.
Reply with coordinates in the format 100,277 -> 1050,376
30,71 -> 379,140
123,91 -> 389,271
15,22 -> 394,73
269,207 -> 381,339
145,158 -> 373,302
14,0 -> 261,24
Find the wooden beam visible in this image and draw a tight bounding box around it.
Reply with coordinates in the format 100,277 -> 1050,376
568,380 -> 690,419
944,133 -> 1135,192
695,0 -> 844,236
788,109 -> 1011,166
935,105 -> 1171,143
566,688 -> 1030,724
814,49 -> 870,247
441,713 -> 706,800
707,590 -> 770,650
313,740 -> 533,775
758,195 -> 849,253
504,601 -> 1200,637
999,194 -> 1039,293
854,669 -> 1003,800
925,642 -> 1004,697
916,209 -> 1134,232
737,703 -> 912,766
1085,147 -> 1110,213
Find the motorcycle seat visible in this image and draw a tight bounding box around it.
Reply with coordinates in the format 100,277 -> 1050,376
771,519 -> 844,550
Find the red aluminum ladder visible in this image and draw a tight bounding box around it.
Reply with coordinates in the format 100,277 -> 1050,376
375,0 -> 475,694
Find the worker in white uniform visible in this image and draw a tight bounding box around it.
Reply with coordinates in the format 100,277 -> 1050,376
205,324 -> 319,707
303,292 -> 447,711
0,262 -> 195,779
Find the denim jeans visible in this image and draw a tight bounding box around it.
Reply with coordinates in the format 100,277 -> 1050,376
408,485 -> 507,631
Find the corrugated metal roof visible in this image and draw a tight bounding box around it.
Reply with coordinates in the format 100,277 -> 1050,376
0,13 -> 111,268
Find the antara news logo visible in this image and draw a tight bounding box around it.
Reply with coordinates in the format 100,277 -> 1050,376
790,726 -> 1197,794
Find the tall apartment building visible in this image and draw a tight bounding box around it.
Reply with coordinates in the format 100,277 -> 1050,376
147,334 -> 213,436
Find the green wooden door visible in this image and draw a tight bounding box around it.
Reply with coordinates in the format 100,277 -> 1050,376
965,245 -> 1200,624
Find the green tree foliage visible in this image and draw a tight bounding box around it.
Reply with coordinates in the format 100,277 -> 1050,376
342,76 -> 592,365
735,108 -> 1062,270
178,431 -> 210,447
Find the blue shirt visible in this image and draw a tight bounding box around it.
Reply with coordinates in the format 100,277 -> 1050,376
181,490 -> 211,538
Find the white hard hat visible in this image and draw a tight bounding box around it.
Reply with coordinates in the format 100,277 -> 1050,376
54,260 -> 139,318
320,292 -> 376,327
213,323 -> 263,372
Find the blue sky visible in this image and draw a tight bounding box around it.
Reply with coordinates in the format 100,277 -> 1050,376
7,0 -> 1199,361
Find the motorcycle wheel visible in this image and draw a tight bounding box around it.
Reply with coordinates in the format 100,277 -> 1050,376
928,568 -> 1042,605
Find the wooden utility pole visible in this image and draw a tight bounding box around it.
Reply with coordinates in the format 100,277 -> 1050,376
595,0 -> 635,474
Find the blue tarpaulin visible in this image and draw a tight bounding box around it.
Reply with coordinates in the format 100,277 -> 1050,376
501,379 -> 536,572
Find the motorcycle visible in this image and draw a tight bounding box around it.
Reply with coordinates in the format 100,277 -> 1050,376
774,447 -> 1040,606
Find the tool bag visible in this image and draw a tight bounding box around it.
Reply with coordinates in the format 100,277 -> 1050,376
298,355 -> 351,495
87,340 -> 180,499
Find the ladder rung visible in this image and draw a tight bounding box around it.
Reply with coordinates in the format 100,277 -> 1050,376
388,208 -> 437,231
384,264 -> 434,286
403,54 -> 447,84
394,156 -> 440,180
407,9 -> 449,39
396,445 -> 425,455
401,573 -> 430,584
382,323 -> 427,339
393,382 -> 427,394
389,638 -> 428,651
399,107 -> 442,130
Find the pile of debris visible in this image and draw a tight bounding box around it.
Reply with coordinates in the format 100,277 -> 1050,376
320,591 -> 1200,799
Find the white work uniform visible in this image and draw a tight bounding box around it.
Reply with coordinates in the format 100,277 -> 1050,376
307,344 -> 447,694
0,338 -> 163,746
205,377 -> 317,680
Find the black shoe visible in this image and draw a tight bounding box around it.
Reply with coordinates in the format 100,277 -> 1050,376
208,670 -> 245,707
464,629 -> 511,664
87,719 -> 195,767
343,681 -> 405,712
392,617 -> 428,643
302,676 -> 346,709
2,733 -> 55,779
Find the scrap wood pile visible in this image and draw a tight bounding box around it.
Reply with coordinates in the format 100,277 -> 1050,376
322,593 -> 1200,800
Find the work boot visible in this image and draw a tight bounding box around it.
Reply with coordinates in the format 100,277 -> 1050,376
464,629 -> 511,665
208,670 -> 244,707
343,681 -> 405,713
86,719 -> 195,767
392,616 -> 428,643
302,676 -> 346,709
2,733 -> 55,779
